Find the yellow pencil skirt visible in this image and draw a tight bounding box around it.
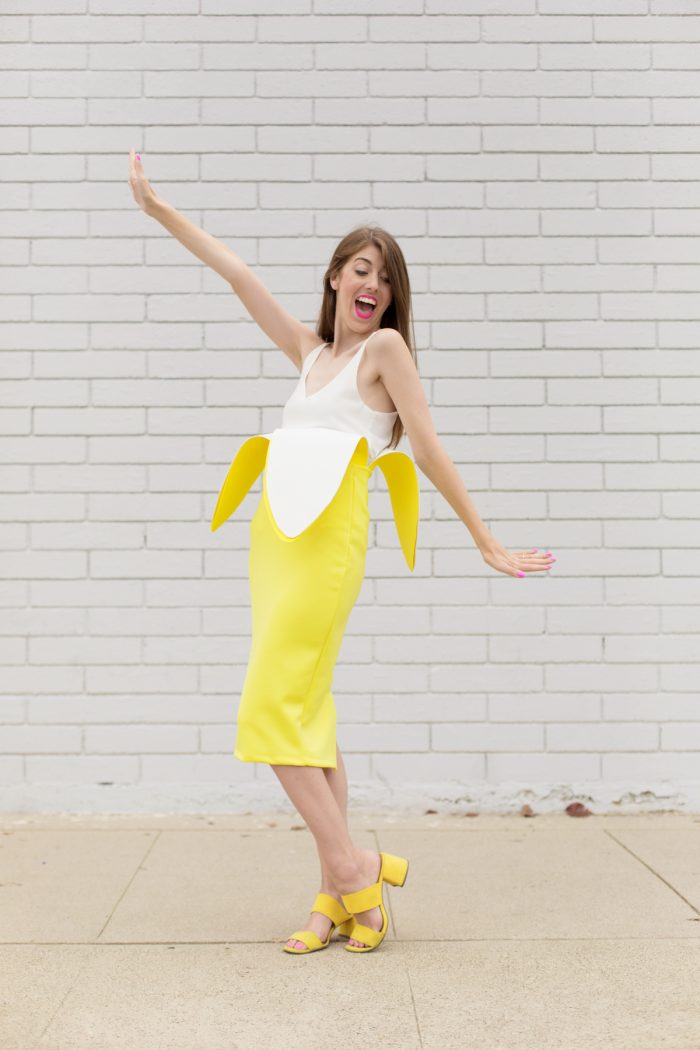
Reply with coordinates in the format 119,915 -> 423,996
234,457 -> 371,769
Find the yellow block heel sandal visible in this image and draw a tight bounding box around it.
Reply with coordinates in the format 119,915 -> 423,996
341,852 -> 409,954
282,892 -> 354,955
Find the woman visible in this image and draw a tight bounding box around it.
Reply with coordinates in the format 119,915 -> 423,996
128,149 -> 556,955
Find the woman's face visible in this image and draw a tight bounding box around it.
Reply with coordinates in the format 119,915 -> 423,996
331,243 -> 392,337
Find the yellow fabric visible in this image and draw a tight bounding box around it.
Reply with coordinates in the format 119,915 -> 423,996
209,428 -> 420,768
234,455 -> 370,768
285,929 -> 325,951
345,918 -> 384,949
210,434 -> 269,533
210,430 -> 419,571
311,892 -> 353,926
369,450 -> 419,571
341,882 -> 382,914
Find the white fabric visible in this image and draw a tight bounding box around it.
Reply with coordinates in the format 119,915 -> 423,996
281,329 -> 398,462
263,427 -> 367,538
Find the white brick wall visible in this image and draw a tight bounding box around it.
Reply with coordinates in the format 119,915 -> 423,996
2,2 -> 700,813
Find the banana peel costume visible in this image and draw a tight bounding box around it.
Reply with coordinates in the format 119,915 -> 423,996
210,333 -> 419,769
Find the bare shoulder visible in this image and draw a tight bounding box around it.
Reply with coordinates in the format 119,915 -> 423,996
368,327 -> 413,372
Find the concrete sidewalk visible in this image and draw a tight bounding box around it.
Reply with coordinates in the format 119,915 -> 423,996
1,809 -> 699,1050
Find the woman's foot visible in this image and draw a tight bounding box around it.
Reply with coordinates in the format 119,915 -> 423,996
285,889 -> 345,951
285,849 -> 383,951
340,849 -> 383,950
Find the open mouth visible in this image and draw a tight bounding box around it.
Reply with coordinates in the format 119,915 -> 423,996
354,298 -> 376,319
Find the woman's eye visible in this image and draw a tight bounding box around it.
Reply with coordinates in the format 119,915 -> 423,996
355,269 -> 390,284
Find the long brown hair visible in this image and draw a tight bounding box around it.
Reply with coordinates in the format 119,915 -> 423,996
317,225 -> 418,451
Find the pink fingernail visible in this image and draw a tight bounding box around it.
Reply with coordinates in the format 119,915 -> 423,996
136,153 -> 141,160
517,571 -> 525,577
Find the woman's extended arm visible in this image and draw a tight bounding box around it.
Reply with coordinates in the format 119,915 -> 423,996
373,328 -> 556,578
128,148 -> 244,286
127,149 -> 317,364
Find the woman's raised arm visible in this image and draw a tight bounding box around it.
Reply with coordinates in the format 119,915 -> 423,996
127,148 -> 309,366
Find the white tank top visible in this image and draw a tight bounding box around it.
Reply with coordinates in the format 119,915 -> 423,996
281,328 -> 398,461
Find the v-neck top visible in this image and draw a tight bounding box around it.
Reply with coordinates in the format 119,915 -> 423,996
281,328 -> 398,461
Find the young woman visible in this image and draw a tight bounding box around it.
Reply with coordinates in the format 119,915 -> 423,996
128,149 -> 556,955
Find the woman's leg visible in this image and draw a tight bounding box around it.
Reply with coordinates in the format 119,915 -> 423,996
319,744 -> 349,885
272,750 -> 382,950
321,747 -> 375,948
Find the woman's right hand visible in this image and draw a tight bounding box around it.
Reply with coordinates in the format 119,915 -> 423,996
128,148 -> 159,215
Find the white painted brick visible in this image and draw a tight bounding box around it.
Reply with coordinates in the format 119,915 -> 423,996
541,97 -> 649,123
490,406 -> 600,432
372,753 -> 486,782
654,41 -> 700,67
606,577 -> 699,606
2,684 -> 25,719
548,435 -> 656,461
85,665 -> 198,694
604,694 -> 699,720
659,667 -> 700,692
28,636 -> 140,665
490,635 -> 601,663
550,378 -> 656,404
0,551 -> 86,579
541,154 -> 650,181
547,664 -> 657,692
547,724 -> 659,751
85,725 -> 197,753
432,664 -> 543,692
606,521 -> 700,547
661,725 -> 700,750
550,492 -> 660,519
0,607 -> 85,635
543,43 -> 650,69
594,15 -> 699,42
433,606 -> 545,634
140,755 -> 255,783
488,183 -> 595,209
3,8 -> 700,809
34,465 -> 146,493
375,635 -> 487,663
433,723 -> 544,751
662,607 -> 700,631
488,753 -> 600,781
339,723 -> 429,752
490,694 -> 601,722
662,549 -> 700,576
30,579 -> 141,607
374,694 -> 487,723
602,754 -> 700,780
606,350 -> 700,377
24,756 -> 140,783
547,606 -> 658,634
29,695 -> 225,726
1,726 -> 81,752
0,756 -> 24,783
485,126 -> 594,152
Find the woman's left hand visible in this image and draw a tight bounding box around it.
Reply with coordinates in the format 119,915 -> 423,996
479,537 -> 556,578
